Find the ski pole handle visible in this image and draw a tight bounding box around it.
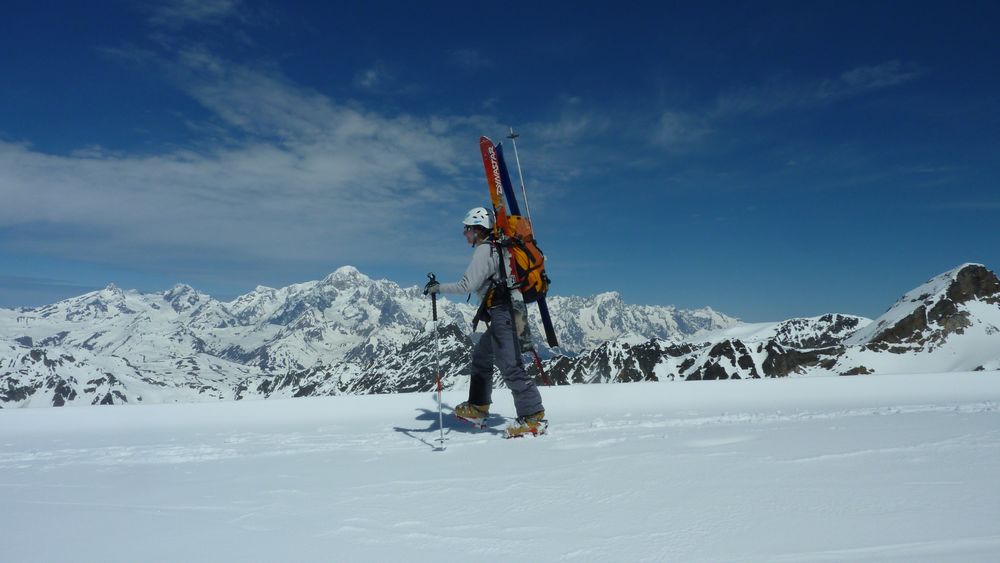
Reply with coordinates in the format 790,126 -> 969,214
427,272 -> 438,321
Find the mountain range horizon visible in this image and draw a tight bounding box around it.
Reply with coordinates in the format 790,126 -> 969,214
2,262 -> 998,408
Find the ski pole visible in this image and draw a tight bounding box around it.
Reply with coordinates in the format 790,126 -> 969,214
529,349 -> 552,387
427,273 -> 445,449
507,127 -> 533,221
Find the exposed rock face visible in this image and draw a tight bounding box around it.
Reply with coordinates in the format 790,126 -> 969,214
541,319 -> 852,384
1,348 -> 132,407
688,340 -> 758,380
762,342 -> 840,378
862,264 -> 1000,352
948,264 -> 1000,305
773,314 -> 865,349
869,305 -> 932,346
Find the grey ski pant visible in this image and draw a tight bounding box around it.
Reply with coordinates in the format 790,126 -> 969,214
468,306 -> 544,418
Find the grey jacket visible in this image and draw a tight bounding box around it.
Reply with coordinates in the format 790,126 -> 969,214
438,242 -> 502,301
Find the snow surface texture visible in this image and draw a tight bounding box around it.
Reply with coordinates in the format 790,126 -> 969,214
2,372 -> 999,562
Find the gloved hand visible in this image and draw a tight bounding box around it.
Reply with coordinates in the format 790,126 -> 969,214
423,279 -> 440,296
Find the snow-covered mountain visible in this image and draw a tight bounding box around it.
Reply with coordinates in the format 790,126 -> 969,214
0,266 -> 736,407
3,263 -> 998,408
541,313 -> 869,384
543,291 -> 734,352
543,264 -> 1000,384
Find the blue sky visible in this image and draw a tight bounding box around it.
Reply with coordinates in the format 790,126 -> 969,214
1,1 -> 997,321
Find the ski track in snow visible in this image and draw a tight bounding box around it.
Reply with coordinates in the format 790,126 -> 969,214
1,372 -> 1000,562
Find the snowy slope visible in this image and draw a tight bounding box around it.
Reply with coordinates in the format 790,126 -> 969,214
2,372 -> 999,562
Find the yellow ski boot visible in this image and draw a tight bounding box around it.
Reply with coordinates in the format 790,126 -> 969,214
454,402 -> 490,428
505,411 -> 548,438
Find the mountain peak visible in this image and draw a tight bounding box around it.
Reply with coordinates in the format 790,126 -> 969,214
946,264 -> 999,303
322,265 -> 368,285
846,263 -> 1000,348
100,283 -> 124,296
163,283 -> 203,312
947,262 -> 986,276
896,263 -> 998,312
87,283 -> 128,306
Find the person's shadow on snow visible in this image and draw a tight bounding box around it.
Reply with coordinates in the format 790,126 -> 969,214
393,392 -> 506,450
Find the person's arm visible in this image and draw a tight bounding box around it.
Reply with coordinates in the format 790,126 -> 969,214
438,244 -> 494,295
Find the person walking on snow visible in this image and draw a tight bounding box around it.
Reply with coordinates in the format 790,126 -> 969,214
424,207 -> 546,437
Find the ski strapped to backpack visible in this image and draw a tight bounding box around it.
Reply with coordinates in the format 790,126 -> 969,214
495,141 -> 559,348
479,135 -> 558,385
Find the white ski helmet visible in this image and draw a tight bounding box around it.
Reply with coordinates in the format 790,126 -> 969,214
462,207 -> 494,230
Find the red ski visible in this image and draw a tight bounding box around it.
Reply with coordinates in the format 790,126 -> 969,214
478,136 -> 559,351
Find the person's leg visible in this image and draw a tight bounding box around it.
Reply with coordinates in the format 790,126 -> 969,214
488,307 -> 544,417
467,329 -> 494,407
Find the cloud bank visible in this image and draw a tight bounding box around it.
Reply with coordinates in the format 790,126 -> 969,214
0,45 -> 500,274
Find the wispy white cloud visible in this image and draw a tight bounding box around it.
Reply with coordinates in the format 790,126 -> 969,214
713,60 -> 924,118
532,114 -> 604,144
528,96 -> 612,145
938,201 -> 1000,211
838,61 -> 923,93
0,274 -> 101,308
651,111 -> 713,152
353,62 -> 392,90
642,61 -> 925,153
148,0 -> 242,29
449,49 -> 492,70
515,100 -> 617,190
0,274 -> 96,294
0,46 -> 503,273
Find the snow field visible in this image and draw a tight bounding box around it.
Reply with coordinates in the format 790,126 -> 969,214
2,372 -> 999,562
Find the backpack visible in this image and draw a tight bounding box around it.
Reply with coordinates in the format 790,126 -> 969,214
494,214 -> 549,304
